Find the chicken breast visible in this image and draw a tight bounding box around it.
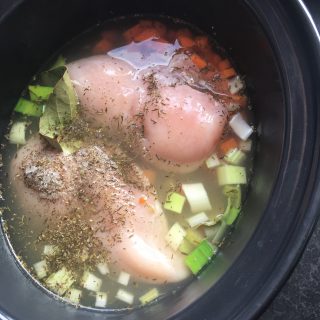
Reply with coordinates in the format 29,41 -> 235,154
10,136 -> 189,283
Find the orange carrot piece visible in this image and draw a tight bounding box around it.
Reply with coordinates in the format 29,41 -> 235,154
92,39 -> 113,54
206,52 -> 222,67
153,21 -> 167,37
220,68 -> 237,79
177,28 -> 192,38
202,70 -> 216,81
217,59 -> 232,71
220,138 -> 238,154
123,23 -> 144,42
143,169 -> 157,184
191,54 -> 207,69
134,28 -> 160,42
178,35 -> 195,48
139,196 -> 147,205
195,36 -> 209,49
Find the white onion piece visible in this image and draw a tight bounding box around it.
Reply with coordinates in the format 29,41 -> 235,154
228,76 -> 244,95
182,183 -> 212,213
117,271 -> 130,286
186,212 -> 210,228
229,113 -> 253,141
95,292 -> 107,308
116,289 -> 134,304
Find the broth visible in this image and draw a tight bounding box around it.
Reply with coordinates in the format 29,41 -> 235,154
1,16 -> 254,309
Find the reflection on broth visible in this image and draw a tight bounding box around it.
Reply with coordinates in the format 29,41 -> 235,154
2,17 -> 254,309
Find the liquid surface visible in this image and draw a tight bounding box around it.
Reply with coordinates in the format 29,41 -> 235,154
2,17 -> 254,309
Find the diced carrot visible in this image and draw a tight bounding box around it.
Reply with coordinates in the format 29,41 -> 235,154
191,54 -> 207,69
195,36 -> 209,49
217,59 -> 232,71
123,23 -> 145,42
177,28 -> 192,38
153,21 -> 167,37
139,196 -> 147,205
166,30 -> 177,43
178,35 -> 195,48
134,28 -> 160,42
220,138 -> 238,154
143,169 -> 157,184
220,68 -> 237,79
92,39 -> 113,54
202,70 -> 216,81
232,95 -> 248,108
206,52 -> 222,67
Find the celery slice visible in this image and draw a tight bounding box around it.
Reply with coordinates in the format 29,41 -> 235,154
185,240 -> 217,274
178,238 -> 195,254
223,185 -> 242,225
182,183 -> 212,213
43,244 -> 58,256
95,291 -> 108,308
96,262 -> 109,275
33,260 -> 48,279
186,212 -> 210,228
46,267 -> 75,295
213,221 -> 227,245
14,98 -> 43,117
163,192 -> 186,214
185,228 -> 204,246
117,271 -> 130,286
217,165 -> 247,185
224,148 -> 246,165
82,271 -> 102,292
205,153 -> 220,169
116,289 -> 134,304
139,288 -> 159,305
29,85 -> 54,102
9,122 -> 27,145
65,288 -> 82,304
165,222 -> 186,250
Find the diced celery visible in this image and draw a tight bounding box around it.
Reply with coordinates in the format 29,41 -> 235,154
96,262 -> 109,275
239,139 -> 252,152
205,153 -> 220,169
163,192 -> 186,214
116,289 -> 134,304
229,113 -> 253,141
185,240 -> 217,274
45,267 -> 75,295
182,183 -> 212,213
185,228 -> 204,246
179,238 -> 195,255
217,165 -> 247,185
186,212 -> 210,228
224,148 -> 246,165
29,85 -> 54,102
9,122 -> 27,145
33,260 -> 48,279
165,222 -> 186,251
213,221 -> 227,245
95,291 -> 108,308
139,288 -> 159,305
117,271 -> 130,286
65,288 -> 82,304
14,98 -> 43,117
82,271 -> 102,292
43,244 -> 58,256
223,185 -> 242,225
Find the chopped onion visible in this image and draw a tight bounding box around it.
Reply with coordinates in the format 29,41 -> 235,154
116,289 -> 134,305
46,267 -> 75,295
224,148 -> 246,165
228,76 -> 244,95
186,212 -> 210,228
95,291 -> 108,308
43,244 -> 58,256
229,113 -> 253,141
96,262 -> 109,275
205,153 -> 220,169
33,260 -> 48,279
65,288 -> 82,304
165,222 -> 186,251
182,183 -> 212,213
82,271 -> 102,292
9,122 -> 27,145
139,288 -> 159,305
217,165 -> 247,185
117,271 -> 130,286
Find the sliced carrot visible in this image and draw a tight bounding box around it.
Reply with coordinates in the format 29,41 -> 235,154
220,68 -> 237,79
139,196 -> 147,205
153,21 -> 167,37
134,28 -> 160,42
217,59 -> 232,71
220,138 -> 238,154
123,23 -> 145,42
195,36 -> 209,49
143,169 -> 157,184
178,35 -> 195,48
232,95 -> 248,108
191,54 -> 207,69
92,39 -> 113,54
177,28 -> 192,38
202,70 -> 216,81
206,52 -> 222,67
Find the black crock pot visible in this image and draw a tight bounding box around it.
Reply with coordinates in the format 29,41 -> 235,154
0,0 -> 320,319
